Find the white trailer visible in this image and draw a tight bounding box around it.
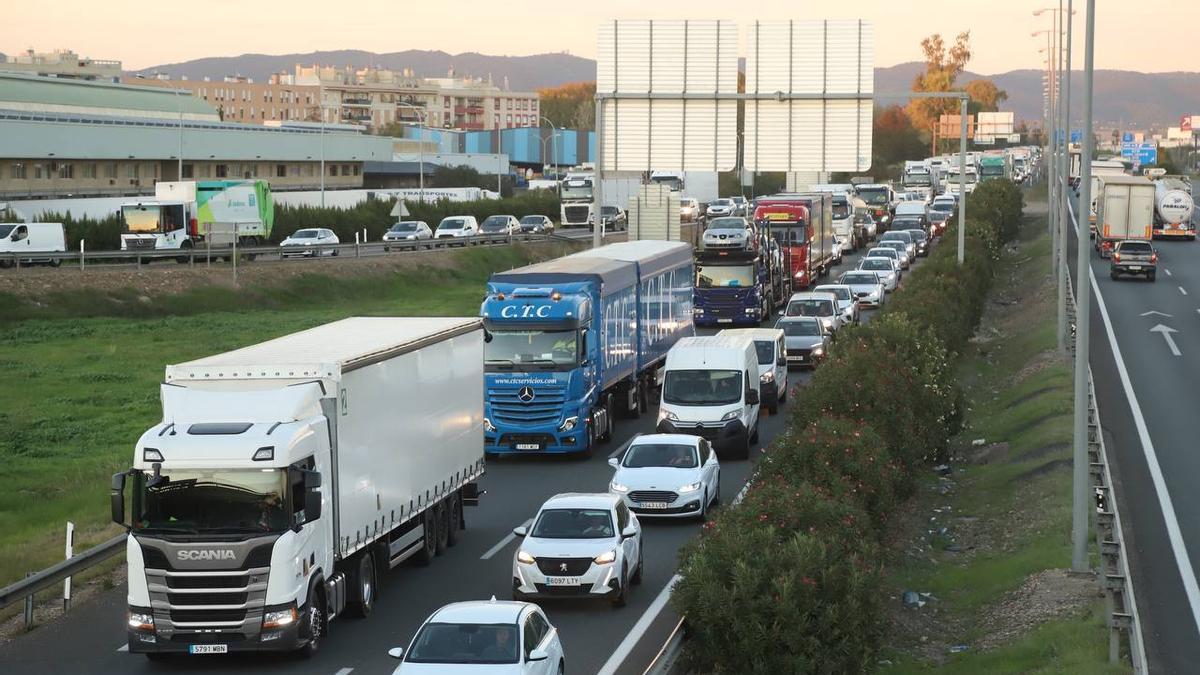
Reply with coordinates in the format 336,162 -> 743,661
1095,175 -> 1155,258
1153,177 -> 1196,239
113,317 -> 484,658
628,184 -> 683,241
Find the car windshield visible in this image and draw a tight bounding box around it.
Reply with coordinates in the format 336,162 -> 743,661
291,229 -> 320,239
778,320 -> 821,336
815,286 -> 851,301
663,368 -> 743,406
841,273 -> 878,285
786,299 -> 833,317
133,468 -> 289,535
390,222 -> 418,232
930,203 -> 953,213
623,443 -> 698,468
439,219 -> 465,230
881,233 -> 911,244
484,329 -> 578,370
861,258 -> 892,271
481,216 -> 510,229
696,263 -> 755,288
712,199 -> 732,207
753,340 -> 775,365
406,622 -> 519,665
706,217 -> 746,231
520,216 -> 543,224
531,508 -> 615,539
1118,242 -> 1153,254
907,230 -> 927,242
893,218 -> 922,229
868,249 -> 897,259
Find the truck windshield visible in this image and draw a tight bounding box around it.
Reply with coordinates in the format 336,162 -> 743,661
122,205 -> 162,233
651,176 -> 684,191
561,179 -> 593,200
663,369 -> 743,406
981,165 -> 1005,176
485,329 -> 578,370
133,468 -> 289,535
696,263 -> 755,288
905,174 -> 931,186
832,203 -> 850,219
858,190 -> 889,206
0,224 -> 14,238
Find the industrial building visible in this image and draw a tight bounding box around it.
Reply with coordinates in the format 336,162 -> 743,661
0,49 -> 121,81
0,73 -> 395,200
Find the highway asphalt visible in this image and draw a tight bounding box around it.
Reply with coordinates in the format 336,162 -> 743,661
1065,201 -> 1200,674
0,235 -> 914,675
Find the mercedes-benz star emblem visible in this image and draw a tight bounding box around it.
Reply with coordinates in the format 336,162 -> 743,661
559,563 -> 568,572
518,386 -> 536,403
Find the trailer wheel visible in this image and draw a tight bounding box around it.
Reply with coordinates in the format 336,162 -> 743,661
414,508 -> 438,566
348,554 -> 377,618
446,493 -> 463,547
434,502 -> 450,555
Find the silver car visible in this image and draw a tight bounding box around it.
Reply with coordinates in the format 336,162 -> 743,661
706,198 -> 736,218
857,256 -> 900,292
813,284 -> 860,327
784,291 -> 840,334
866,245 -> 908,271
837,271 -> 886,308
776,316 -> 831,369
382,221 -> 432,250
702,217 -> 756,251
879,231 -> 916,262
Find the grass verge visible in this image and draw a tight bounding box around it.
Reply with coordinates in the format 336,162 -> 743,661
880,198 -> 1127,673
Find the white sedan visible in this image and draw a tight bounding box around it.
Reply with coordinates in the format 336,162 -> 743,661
387,600 -> 564,674
608,434 -> 720,519
279,228 -> 340,257
512,493 -> 642,607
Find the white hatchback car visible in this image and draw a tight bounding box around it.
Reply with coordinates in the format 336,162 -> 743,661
387,600 -> 564,675
512,493 -> 642,607
608,434 -> 721,519
279,228 -> 340,257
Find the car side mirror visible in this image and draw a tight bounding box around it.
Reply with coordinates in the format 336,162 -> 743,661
621,525 -> 638,539
528,648 -> 549,662
608,457 -> 620,469
745,389 -> 760,406
110,471 -> 128,527
513,525 -> 528,537
387,647 -> 405,659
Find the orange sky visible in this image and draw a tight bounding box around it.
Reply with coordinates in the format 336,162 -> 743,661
6,0 -> 1195,74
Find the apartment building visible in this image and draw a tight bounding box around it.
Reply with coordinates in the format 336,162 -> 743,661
0,49 -> 121,81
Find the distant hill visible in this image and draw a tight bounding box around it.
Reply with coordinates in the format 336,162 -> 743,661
131,50 -> 595,92
133,52 -> 1199,128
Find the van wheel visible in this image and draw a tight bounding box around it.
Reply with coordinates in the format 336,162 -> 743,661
446,494 -> 462,547
48,258 -> 61,268
750,423 -> 760,445
348,554 -> 377,618
414,508 -> 438,566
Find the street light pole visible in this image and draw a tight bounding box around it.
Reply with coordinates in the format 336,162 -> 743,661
957,94 -> 967,265
1071,0 -> 1096,575
397,103 -> 428,205
1058,0 -> 1073,353
319,85 -> 326,208
539,115 -> 560,199
174,87 -> 183,180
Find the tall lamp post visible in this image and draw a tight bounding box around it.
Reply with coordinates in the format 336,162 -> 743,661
539,115 -> 561,199
397,103 -> 429,205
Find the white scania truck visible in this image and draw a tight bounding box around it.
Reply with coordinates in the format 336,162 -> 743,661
112,317 -> 484,659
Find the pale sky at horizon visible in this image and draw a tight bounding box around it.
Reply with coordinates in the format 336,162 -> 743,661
8,0 -> 1197,74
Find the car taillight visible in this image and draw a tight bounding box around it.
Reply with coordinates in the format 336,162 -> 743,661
1113,253 -> 1121,263
1150,254 -> 1157,263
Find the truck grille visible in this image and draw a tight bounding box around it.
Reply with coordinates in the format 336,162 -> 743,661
628,490 -> 679,504
489,385 -> 567,425
535,557 -> 593,576
139,539 -> 273,635
125,238 -> 157,250
563,205 -> 590,223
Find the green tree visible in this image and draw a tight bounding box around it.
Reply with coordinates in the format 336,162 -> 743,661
965,79 -> 1008,114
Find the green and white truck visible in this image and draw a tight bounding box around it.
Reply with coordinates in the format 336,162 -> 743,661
120,180 -> 274,253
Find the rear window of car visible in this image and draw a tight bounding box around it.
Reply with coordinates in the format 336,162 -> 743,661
1118,242 -> 1152,253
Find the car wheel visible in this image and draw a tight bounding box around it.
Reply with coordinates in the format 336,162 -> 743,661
632,547 -> 644,585
698,491 -> 709,521
612,566 -> 628,608
768,397 -> 779,415
779,383 -> 787,403
1110,269 -> 1119,280
559,660 -> 565,675
1148,272 -> 1156,282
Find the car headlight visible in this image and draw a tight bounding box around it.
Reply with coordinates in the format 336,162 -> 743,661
610,481 -> 630,493
558,416 -> 578,432
760,371 -> 774,384
812,346 -> 825,356
659,409 -> 679,422
517,550 -> 535,564
594,549 -> 617,565
128,611 -> 154,631
262,607 -> 298,629
721,410 -> 741,421
678,481 -> 701,494
483,417 -> 496,432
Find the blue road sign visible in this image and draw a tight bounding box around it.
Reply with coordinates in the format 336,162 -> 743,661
1122,132 -> 1134,143
1070,129 -> 1083,143
1120,142 -> 1157,165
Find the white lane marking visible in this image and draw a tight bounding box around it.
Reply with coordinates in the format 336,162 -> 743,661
334,668 -> 354,675
1068,201 -> 1200,636
1149,324 -> 1182,357
595,574 -> 680,675
1166,268 -> 1173,276
1141,310 -> 1173,318
481,520 -> 530,560
116,644 -> 128,652
1180,286 -> 1189,296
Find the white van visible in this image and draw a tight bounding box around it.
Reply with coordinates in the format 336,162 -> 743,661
0,222 -> 66,267
657,335 -> 761,459
718,328 -> 788,415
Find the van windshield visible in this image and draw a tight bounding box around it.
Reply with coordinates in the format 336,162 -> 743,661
0,224 -> 14,238
662,369 -> 743,406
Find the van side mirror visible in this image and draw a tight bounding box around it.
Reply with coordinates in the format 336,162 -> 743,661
303,470 -> 322,522
745,389 -> 760,406
777,356 -> 787,367
110,472 -> 128,527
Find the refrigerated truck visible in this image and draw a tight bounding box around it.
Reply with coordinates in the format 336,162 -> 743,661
1094,175 -> 1156,258
112,317 -> 484,657
480,242 -> 694,455
120,180 -> 274,253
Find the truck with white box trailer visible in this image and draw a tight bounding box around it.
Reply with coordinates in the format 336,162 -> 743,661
112,317 -> 484,658
1094,175 -> 1155,258
120,180 -> 274,253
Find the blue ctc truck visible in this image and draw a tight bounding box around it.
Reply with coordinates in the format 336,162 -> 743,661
480,241 -> 694,455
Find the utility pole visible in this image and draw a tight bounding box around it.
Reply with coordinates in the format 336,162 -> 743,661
1071,0 -> 1096,575
1057,0 -> 1073,352
957,95 -> 967,265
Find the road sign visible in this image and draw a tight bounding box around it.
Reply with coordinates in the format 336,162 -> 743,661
1120,142 -> 1157,165
1122,132 -> 1134,143
596,20 -> 739,171
1070,129 -> 1083,143
743,20 -> 875,172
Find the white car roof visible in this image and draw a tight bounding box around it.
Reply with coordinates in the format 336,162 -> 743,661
429,600 -> 529,625
787,291 -> 837,302
814,284 -> 852,292
628,433 -> 701,447
717,327 -> 785,341
541,492 -> 619,510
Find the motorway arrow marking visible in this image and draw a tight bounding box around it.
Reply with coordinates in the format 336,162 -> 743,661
1141,310 -> 1174,318
1150,324 -> 1182,357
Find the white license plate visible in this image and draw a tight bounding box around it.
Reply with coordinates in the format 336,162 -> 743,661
189,645 -> 228,655
640,502 -> 670,509
717,318 -> 733,324
515,443 -> 541,450
1128,266 -> 1141,271
545,576 -> 578,586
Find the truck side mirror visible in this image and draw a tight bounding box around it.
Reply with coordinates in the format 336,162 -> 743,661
303,470 -> 323,522
110,472 -> 128,527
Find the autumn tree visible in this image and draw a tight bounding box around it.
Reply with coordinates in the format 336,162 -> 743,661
965,79 -> 1008,114
872,106 -> 927,177
538,81 -> 597,130
907,32 -> 972,133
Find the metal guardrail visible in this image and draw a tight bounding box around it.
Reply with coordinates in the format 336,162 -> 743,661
1065,272 -> 1147,673
0,232 -> 558,270
0,533 -> 126,628
643,618 -> 686,675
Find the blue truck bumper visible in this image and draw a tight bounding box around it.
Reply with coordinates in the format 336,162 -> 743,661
694,308 -> 762,327
485,427 -> 589,455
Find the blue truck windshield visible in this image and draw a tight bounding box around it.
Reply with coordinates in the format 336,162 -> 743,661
485,329 -> 578,370
696,263 -> 755,288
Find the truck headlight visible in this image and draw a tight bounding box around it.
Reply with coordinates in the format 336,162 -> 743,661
262,607 -> 297,629
128,611 -> 154,631
558,416 -> 578,432
517,550 -> 535,564
610,481 -> 629,493
693,308 -> 705,315
678,481 -> 701,494
760,371 -> 774,384
483,417 -> 496,432
721,410 -> 741,421
594,549 -> 617,565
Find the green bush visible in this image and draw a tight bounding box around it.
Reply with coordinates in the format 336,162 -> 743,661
884,235 -> 994,353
